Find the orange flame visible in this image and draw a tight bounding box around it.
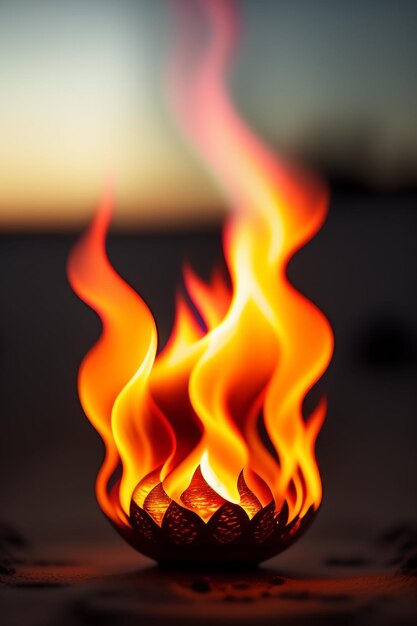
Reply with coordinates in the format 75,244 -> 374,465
68,0 -> 333,531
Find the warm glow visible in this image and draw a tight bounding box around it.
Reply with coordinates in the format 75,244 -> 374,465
68,0 -> 333,533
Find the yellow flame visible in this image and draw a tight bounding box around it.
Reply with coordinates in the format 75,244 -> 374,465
67,0 -> 333,529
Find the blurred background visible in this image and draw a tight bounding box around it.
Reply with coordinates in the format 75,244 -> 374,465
0,0 -> 416,554
0,0 -> 417,229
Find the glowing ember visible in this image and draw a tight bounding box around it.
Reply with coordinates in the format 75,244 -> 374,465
67,0 -> 333,564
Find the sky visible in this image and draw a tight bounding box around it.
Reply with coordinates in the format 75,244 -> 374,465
0,0 -> 416,229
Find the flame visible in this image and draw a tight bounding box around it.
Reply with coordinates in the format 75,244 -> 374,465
68,0 -> 333,531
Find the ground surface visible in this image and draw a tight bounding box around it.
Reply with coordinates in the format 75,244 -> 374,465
0,525 -> 416,626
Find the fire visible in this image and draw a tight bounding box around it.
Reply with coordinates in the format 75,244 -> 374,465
68,0 -> 333,561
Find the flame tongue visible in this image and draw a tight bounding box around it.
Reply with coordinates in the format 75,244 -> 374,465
68,0 -> 333,532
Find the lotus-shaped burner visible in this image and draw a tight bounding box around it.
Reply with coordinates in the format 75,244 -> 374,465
115,470 -> 315,566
